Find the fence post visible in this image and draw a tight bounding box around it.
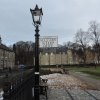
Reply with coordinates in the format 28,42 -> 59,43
3,76 -> 11,100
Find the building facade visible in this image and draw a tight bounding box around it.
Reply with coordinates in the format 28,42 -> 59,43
0,37 -> 15,69
39,48 -> 75,66
39,47 -> 96,66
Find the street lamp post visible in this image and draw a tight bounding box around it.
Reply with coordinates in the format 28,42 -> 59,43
30,5 -> 43,100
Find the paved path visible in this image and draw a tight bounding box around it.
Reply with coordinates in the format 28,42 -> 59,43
47,88 -> 100,100
40,73 -> 100,100
70,71 -> 100,90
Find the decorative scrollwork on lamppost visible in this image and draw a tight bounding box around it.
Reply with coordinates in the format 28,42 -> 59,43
30,5 -> 43,100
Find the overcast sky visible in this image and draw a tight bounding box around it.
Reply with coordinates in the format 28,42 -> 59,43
0,0 -> 100,46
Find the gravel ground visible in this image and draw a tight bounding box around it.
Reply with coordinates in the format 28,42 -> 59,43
41,73 -> 90,89
40,73 -> 100,100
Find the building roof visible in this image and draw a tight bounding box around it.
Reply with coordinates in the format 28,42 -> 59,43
0,43 -> 14,52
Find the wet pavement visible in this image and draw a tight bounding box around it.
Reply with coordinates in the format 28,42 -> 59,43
40,73 -> 100,100
46,88 -> 100,100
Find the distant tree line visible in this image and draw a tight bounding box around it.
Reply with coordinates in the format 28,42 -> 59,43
13,41 -> 35,66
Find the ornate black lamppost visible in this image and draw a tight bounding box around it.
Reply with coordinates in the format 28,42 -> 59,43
30,5 -> 43,100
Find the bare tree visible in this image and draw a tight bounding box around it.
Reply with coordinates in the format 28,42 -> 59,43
13,41 -> 35,66
88,21 -> 100,64
75,29 -> 89,64
63,41 -> 73,49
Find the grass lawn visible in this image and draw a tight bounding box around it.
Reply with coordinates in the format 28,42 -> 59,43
67,67 -> 100,80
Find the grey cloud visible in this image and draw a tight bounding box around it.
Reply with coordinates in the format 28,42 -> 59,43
0,0 -> 100,45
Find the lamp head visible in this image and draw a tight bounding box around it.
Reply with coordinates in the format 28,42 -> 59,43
30,5 -> 43,26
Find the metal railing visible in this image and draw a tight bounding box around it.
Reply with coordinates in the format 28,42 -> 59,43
3,70 -> 34,100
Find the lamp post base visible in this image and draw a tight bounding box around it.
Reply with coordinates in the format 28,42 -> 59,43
34,72 -> 40,100
34,85 -> 40,100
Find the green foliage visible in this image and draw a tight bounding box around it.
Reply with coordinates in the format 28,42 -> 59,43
69,67 -> 100,79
